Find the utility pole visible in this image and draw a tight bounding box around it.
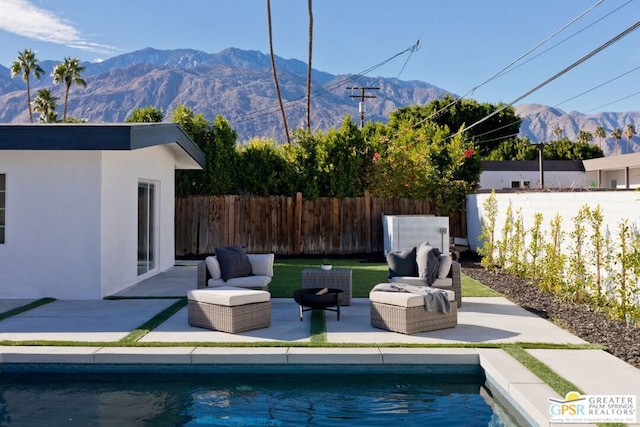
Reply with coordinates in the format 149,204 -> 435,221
537,143 -> 545,189
347,86 -> 379,128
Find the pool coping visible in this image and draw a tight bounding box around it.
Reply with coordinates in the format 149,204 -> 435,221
0,346 -> 568,426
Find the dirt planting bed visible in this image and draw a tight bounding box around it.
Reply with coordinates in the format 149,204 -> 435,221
461,260 -> 640,370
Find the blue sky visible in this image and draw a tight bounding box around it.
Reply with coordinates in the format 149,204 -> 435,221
1,0 -> 638,113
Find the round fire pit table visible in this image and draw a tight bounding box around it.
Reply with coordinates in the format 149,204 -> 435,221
293,287 -> 343,321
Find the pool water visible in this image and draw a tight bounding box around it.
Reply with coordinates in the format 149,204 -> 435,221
0,372 -> 506,426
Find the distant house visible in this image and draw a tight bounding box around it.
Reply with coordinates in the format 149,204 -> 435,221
478,160 -> 589,190
479,156 -> 640,191
0,124 -> 204,299
583,152 -> 640,189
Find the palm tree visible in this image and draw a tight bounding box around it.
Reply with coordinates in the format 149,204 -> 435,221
577,130 -> 593,145
624,124 -> 636,154
32,88 -> 59,123
52,56 -> 87,122
611,127 -> 622,155
306,0 -> 313,131
266,0 -> 290,144
553,125 -> 563,142
595,126 -> 606,151
10,49 -> 45,123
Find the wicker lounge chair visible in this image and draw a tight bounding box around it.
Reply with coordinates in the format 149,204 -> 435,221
369,288 -> 457,334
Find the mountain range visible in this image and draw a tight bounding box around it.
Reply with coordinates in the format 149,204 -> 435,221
1,47 -> 638,155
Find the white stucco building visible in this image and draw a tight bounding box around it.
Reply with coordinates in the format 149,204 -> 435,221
479,155 -> 640,191
582,152 -> 640,189
478,160 -> 590,190
0,124 -> 204,299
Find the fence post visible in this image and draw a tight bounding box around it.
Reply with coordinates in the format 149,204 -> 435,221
294,192 -> 303,254
364,190 -> 372,253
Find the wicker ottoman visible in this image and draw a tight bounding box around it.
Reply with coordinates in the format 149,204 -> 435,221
369,288 -> 457,334
187,286 -> 271,333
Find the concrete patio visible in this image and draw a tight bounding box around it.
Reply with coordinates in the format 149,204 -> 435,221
0,264 -> 638,426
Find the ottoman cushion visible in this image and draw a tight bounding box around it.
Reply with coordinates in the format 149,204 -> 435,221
369,288 -> 455,307
188,286 -> 270,306
389,276 -> 452,288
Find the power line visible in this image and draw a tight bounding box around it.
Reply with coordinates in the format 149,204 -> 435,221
396,40 -> 420,79
498,0 -> 634,78
585,89 -> 640,112
228,44 -> 417,126
392,0 -> 609,135
452,20 -> 640,139
469,0 -> 606,96
555,64 -> 640,108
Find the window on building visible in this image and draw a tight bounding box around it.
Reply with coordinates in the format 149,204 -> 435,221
137,180 -> 156,275
0,174 -> 5,244
511,181 -> 521,188
523,181 -> 530,188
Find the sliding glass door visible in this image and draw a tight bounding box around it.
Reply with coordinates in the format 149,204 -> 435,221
137,181 -> 156,275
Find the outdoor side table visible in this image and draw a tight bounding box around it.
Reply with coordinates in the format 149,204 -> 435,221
293,288 -> 343,321
301,268 -> 352,306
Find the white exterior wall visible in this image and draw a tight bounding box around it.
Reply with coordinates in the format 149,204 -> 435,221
0,151 -> 102,299
100,146 -> 176,297
478,170 -> 593,190
0,146 -> 178,299
466,191 -> 640,252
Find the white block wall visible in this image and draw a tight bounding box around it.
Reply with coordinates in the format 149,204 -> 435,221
466,191 -> 640,253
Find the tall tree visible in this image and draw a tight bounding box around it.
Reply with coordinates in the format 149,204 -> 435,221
553,125 -> 563,142
610,127 -> 622,155
10,49 -> 45,123
577,130 -> 593,146
266,0 -> 291,144
306,0 -> 313,131
594,126 -> 606,151
32,88 -> 58,123
389,96 -> 520,158
52,56 -> 87,122
125,106 -> 164,123
624,123 -> 636,154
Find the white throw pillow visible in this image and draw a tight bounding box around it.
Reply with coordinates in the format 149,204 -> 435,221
438,254 -> 452,279
247,253 -> 275,277
205,256 -> 222,280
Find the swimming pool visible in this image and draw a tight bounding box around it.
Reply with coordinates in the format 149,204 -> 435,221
0,372 -> 507,426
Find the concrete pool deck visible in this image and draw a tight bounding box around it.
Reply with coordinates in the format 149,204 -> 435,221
0,265 -> 638,426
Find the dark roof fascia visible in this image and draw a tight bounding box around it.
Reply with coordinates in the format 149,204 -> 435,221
0,124 -> 205,168
0,124 -> 131,150
130,123 -> 205,168
481,160 -> 585,172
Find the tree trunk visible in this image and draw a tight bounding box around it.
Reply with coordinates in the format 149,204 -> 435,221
267,0 -> 291,144
306,0 -> 313,131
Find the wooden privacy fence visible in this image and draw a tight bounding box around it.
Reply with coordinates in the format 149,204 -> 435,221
175,192 -> 466,256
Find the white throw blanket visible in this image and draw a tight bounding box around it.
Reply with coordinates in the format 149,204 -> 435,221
372,283 -> 451,314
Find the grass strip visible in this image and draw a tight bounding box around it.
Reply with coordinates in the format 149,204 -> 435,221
104,296 -> 185,300
0,298 -> 56,321
503,345 -> 580,396
503,346 -> 626,427
118,298 -> 187,345
309,310 -> 327,343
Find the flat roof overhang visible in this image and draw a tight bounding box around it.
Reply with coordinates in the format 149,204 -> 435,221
0,123 -> 205,170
